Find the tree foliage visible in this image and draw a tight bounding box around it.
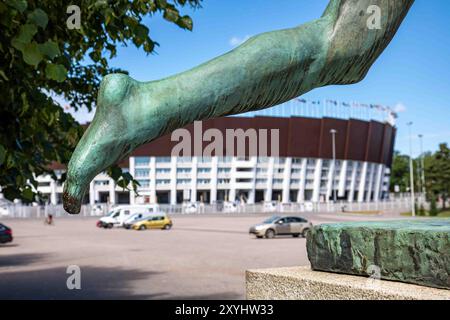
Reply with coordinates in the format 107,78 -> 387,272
390,151 -> 410,192
391,144 -> 450,210
0,0 -> 202,202
426,143 -> 450,209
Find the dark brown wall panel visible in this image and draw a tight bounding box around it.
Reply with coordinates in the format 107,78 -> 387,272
387,127 -> 396,167
287,117 -> 321,157
252,116 -> 289,156
52,116 -> 396,170
319,118 -> 348,159
346,119 -> 369,162
366,121 -> 385,162
381,125 -> 393,165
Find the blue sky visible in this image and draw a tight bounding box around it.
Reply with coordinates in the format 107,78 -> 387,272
72,0 -> 450,157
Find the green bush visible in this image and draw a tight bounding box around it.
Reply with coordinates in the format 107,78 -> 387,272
419,203 -> 426,216
414,201 -> 419,216
429,195 -> 438,216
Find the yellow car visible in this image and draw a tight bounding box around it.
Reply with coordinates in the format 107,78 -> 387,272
132,214 -> 172,231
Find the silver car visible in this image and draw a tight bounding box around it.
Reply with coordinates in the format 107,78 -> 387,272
249,215 -> 313,239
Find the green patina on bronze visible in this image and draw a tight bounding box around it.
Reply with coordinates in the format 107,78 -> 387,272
307,219 -> 450,289
63,0 -> 414,214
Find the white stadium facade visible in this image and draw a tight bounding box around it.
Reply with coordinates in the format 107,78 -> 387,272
37,100 -> 397,206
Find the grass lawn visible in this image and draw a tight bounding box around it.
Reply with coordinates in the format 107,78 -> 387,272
340,210 -> 381,215
437,211 -> 450,217
400,210 -> 450,217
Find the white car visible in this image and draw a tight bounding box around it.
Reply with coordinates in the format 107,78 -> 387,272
90,204 -> 105,216
304,201 -> 314,212
0,206 -> 10,216
0,199 -> 12,216
97,204 -> 160,228
223,201 -> 237,213
263,201 -> 278,212
183,202 -> 199,214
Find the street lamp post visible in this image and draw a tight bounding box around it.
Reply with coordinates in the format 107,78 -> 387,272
330,129 -> 337,203
418,134 -> 426,201
407,122 -> 416,217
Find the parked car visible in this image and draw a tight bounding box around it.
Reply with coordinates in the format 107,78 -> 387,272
223,201 -> 237,213
183,202 -> 199,214
97,204 -> 160,228
0,199 -> 12,216
249,215 -> 312,239
0,223 -> 13,244
90,204 -> 105,216
123,212 -> 160,229
303,201 -> 314,212
263,201 -> 279,212
132,213 -> 173,231
0,206 -> 10,217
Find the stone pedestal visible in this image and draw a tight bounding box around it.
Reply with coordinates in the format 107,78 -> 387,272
307,219 -> 450,289
246,266 -> 450,300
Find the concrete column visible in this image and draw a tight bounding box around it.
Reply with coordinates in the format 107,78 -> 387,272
246,157 -> 257,204
357,162 -> 368,203
365,163 -> 375,202
50,179 -> 57,205
312,159 -> 322,203
190,157 -> 198,202
150,157 -> 156,204
325,160 -> 335,202
265,157 -> 275,202
89,181 -> 95,205
338,160 -> 348,197
373,164 -> 384,201
170,157 -> 177,205
210,157 -> 218,204
348,161 -> 358,202
282,157 -> 292,203
129,156 -> 136,205
297,158 -> 307,203
109,179 -> 116,205
228,157 -> 237,202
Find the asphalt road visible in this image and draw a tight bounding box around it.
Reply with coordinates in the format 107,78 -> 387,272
0,212 -> 405,299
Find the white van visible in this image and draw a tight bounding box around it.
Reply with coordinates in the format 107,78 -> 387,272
97,205 -> 159,228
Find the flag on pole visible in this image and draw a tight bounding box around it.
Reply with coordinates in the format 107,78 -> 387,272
326,99 -> 337,105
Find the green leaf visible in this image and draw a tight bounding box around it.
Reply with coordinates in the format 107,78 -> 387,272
11,24 -> 38,50
108,166 -> 122,181
39,40 -> 60,59
163,7 -> 179,22
177,15 -> 193,31
122,172 -> 133,182
22,42 -> 43,67
20,92 -> 29,115
6,0 -> 27,13
0,145 -> 6,166
45,64 -> 67,82
0,70 -> 8,81
134,24 -> 149,39
117,179 -> 128,189
21,187 -> 34,201
27,8 -> 48,29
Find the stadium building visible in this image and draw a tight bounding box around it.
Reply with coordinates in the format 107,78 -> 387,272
37,99 -> 396,206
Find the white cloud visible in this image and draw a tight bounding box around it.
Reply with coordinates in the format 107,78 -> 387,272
229,35 -> 251,47
394,102 -> 407,113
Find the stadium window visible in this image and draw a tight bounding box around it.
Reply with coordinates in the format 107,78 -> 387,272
156,157 -> 171,163
135,157 -> 150,166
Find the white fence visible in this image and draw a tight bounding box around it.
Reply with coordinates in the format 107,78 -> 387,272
1,198 -> 412,219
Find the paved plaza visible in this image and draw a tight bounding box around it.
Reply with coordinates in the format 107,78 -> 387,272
0,211 -> 406,299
